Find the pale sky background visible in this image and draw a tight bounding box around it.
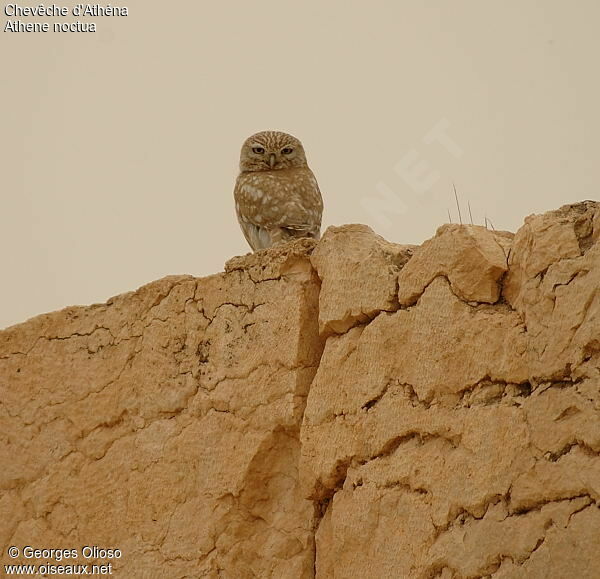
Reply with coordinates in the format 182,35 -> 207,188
1,0 -> 599,329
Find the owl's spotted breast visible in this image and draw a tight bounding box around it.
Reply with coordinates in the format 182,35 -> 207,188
235,168 -> 322,228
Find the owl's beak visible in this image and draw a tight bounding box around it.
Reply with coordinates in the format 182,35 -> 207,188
269,153 -> 276,168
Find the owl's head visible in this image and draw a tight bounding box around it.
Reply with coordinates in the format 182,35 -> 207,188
239,131 -> 308,172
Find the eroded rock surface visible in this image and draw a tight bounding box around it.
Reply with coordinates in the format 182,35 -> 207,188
1,202 -> 599,578
310,224 -> 414,336
397,223 -> 512,306
1,240 -> 322,578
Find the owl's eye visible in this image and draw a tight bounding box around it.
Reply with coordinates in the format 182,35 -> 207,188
281,147 -> 293,155
252,147 -> 265,154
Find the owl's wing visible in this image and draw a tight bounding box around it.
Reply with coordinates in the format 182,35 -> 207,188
269,169 -> 323,235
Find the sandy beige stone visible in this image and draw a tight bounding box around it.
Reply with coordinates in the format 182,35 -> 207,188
1,240 -> 322,578
504,201 -> 600,380
397,223 -> 512,306
310,224 -> 414,336
1,202 -> 599,578
302,202 -> 600,578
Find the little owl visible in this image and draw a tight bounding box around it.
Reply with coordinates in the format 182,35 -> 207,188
233,130 -> 323,251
